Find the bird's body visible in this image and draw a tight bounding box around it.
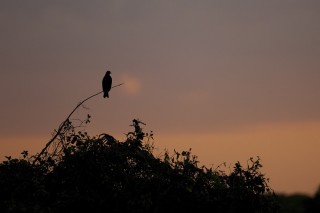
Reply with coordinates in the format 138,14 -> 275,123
102,71 -> 112,98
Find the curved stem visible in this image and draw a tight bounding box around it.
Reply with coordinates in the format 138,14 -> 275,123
33,83 -> 124,164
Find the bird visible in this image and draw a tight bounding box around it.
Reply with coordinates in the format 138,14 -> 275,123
102,71 -> 112,98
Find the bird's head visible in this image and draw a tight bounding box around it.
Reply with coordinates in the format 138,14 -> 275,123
106,71 -> 111,75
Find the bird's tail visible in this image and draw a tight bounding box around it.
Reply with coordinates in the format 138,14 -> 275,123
103,92 -> 109,98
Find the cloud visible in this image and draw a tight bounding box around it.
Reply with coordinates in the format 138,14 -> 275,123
120,74 -> 142,96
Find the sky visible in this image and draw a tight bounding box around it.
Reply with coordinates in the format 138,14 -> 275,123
1,0 -> 320,195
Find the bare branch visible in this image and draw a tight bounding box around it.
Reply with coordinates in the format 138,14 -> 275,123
33,83 -> 124,164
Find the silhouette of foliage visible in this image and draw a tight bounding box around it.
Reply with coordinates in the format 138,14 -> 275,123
305,187 -> 320,212
0,118 -> 278,213
277,187 -> 320,213
277,194 -> 309,213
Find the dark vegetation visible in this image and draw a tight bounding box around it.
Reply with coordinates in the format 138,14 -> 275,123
3,86 -> 314,212
278,190 -> 320,213
0,116 -> 280,213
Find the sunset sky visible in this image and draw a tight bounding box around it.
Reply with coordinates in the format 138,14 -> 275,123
1,0 -> 320,195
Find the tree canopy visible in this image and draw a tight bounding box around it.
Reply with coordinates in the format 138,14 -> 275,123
0,118 -> 278,213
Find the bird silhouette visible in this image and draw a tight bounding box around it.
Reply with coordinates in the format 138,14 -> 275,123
102,71 -> 112,98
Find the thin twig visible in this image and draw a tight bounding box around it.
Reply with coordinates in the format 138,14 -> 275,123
33,83 -> 124,164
